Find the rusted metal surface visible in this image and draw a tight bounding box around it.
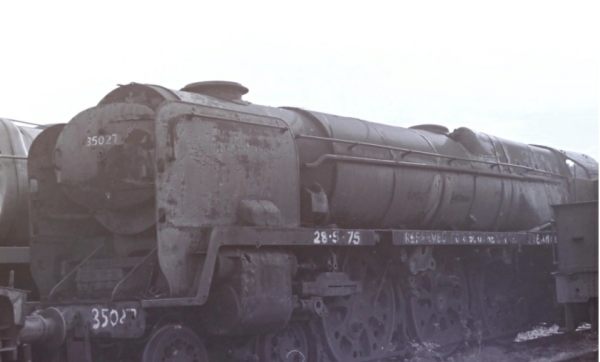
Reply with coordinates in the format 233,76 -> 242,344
200,250 -> 294,336
154,102 -> 299,296
28,81 -> 595,305
560,150 -> 598,178
54,103 -> 156,235
16,81 -> 597,361
553,202 -> 598,274
555,273 -> 597,304
289,109 -> 582,231
553,201 -> 598,304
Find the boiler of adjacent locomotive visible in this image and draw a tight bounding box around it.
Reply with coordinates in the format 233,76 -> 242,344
0,118 -> 41,245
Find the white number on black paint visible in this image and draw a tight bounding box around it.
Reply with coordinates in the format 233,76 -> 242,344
313,230 -> 361,245
347,231 -> 361,245
86,134 -> 118,147
91,307 -> 137,330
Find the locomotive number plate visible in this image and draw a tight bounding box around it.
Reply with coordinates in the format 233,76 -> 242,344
313,230 -> 362,245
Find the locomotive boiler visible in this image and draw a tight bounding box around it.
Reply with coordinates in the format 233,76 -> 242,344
9,82 -> 597,362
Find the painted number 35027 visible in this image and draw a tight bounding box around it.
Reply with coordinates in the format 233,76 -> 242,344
313,230 -> 361,245
86,134 -> 118,147
91,307 -> 137,330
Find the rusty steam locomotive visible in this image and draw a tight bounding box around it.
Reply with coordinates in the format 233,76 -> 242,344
0,82 -> 597,361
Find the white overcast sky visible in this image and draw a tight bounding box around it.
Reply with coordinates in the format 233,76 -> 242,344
1,0 -> 598,156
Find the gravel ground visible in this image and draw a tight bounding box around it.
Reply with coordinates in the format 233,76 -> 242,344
406,324 -> 598,362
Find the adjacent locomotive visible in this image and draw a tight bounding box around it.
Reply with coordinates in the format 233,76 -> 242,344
0,118 -> 40,247
0,118 -> 41,360
4,82 -> 598,362
0,118 -> 41,290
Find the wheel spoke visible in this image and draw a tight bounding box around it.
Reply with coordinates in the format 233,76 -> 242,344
476,261 -> 528,338
142,324 -> 208,362
258,323 -> 314,362
320,252 -> 397,361
409,258 -> 468,355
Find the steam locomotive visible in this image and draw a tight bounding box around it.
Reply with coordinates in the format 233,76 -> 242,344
0,118 -> 40,249
0,118 -> 41,286
0,118 -> 41,360
0,82 -> 597,362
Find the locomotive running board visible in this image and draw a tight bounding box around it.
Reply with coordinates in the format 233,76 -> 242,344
141,226 -> 556,308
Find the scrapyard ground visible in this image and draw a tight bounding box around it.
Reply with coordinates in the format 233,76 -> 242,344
406,324 -> 598,362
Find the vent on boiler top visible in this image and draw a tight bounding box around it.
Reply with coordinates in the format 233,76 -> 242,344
181,80 -> 249,102
409,124 -> 449,134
